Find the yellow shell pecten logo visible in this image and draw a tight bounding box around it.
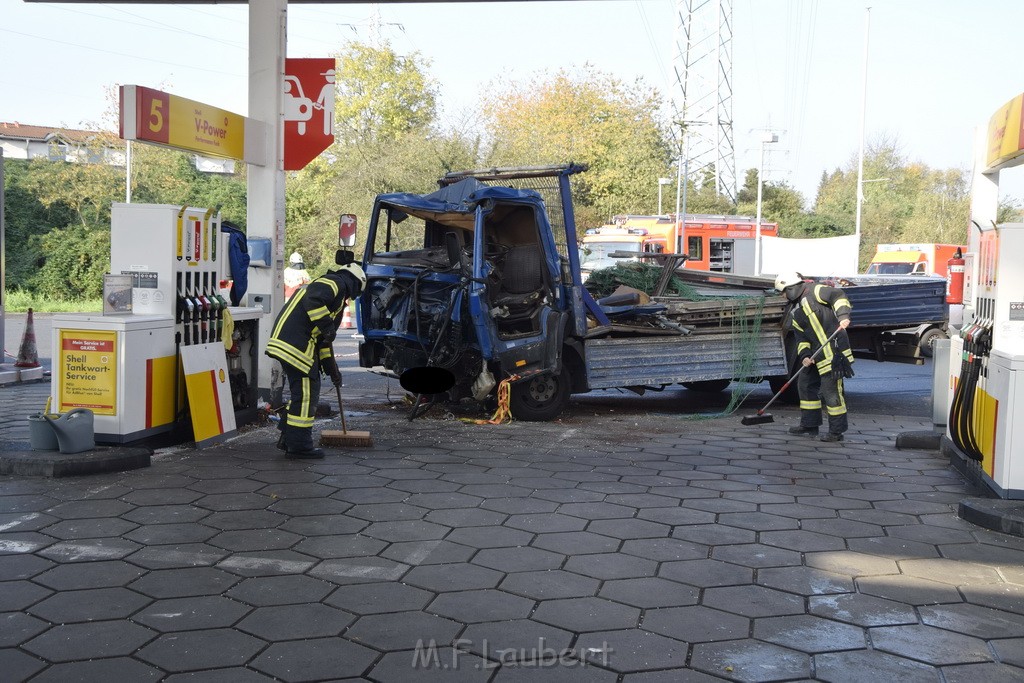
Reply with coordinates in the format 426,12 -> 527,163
219,369 -> 226,383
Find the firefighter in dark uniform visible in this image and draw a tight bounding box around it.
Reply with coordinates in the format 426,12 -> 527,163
266,261 -> 366,458
775,272 -> 855,442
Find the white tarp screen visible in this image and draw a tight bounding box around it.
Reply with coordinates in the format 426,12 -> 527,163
760,235 -> 859,277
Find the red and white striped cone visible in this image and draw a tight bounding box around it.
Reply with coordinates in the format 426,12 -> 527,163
339,303 -> 354,329
15,308 -> 40,368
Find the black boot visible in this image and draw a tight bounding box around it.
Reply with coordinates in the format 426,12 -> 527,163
286,445 -> 325,459
788,425 -> 819,436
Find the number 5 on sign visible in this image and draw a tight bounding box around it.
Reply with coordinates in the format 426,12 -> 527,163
138,87 -> 169,144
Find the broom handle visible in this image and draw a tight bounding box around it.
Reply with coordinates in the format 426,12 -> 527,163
761,326 -> 845,415
335,383 -> 348,434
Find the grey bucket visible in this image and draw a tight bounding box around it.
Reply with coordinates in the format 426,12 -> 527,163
28,414 -> 60,451
43,409 -> 95,454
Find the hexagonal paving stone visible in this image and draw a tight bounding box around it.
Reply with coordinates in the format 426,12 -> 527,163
809,593 -> 918,627
0,554 -> 55,580
133,596 -> 252,631
37,538 -> 141,563
130,567 -> 241,598
531,531 -> 621,555
278,514 -> 366,536
237,603 -> 355,640
0,648 -> 45,681
35,560 -> 145,590
346,611 -> 463,651
362,520 -> 450,543
404,492 -> 485,510
856,574 -> 964,605
562,552 -> 657,580
383,539 -> 477,566
643,606 -> 749,643
757,565 -> 855,595
292,534 -> 387,559
919,603 -> 1024,639
124,523 -> 219,545
128,543 -> 228,569
44,499 -> 134,519
658,558 -> 753,588
940,662 -> 1024,683
671,523 -> 756,546
23,620 -> 157,662
122,505 -> 210,525
691,639 -> 811,681
500,570 -> 600,600
711,543 -> 802,568
429,589 -> 535,623
472,546 -> 564,573
702,584 -> 805,618
716,511 -> 800,531
586,518 -> 670,540
326,581 -> 433,614
619,537 -> 707,562
0,580 -> 52,611
813,649 -> 939,683
0,612 -> 49,647
28,657 -> 163,682
599,577 -> 699,608
424,508 -> 508,528
961,583 -> 1024,613
558,502 -> 637,520
531,597 -> 640,632
226,574 -> 335,606
28,586 -> 151,623
991,638 -> 1024,668
446,525 -> 533,549
458,618 -> 573,660
251,637 -> 377,681
369,647 -> 494,682
405,563 -> 504,592
308,556 -> 409,584
43,517 -> 139,540
899,558 -> 1005,586
346,503 -> 430,522
848,536 -> 942,560
504,513 -> 588,534
760,529 -> 847,552
754,614 -> 866,653
138,629 -> 266,672
870,624 -> 993,665
805,550 -> 900,576
209,528 -> 302,552
575,629 -> 688,673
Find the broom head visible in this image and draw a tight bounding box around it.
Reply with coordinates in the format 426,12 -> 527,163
741,413 -> 775,426
320,430 -> 374,447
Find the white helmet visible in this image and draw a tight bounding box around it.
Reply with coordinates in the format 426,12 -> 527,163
774,271 -> 804,292
289,252 -> 304,265
336,262 -> 366,294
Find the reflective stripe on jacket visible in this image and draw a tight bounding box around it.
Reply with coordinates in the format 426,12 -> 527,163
789,283 -> 854,376
266,270 -> 356,373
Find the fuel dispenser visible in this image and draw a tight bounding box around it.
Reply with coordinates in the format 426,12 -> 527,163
943,93 -> 1024,499
51,203 -> 263,445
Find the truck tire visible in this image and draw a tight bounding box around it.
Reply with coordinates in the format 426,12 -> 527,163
510,369 -> 570,421
918,327 -> 947,358
682,379 -> 731,393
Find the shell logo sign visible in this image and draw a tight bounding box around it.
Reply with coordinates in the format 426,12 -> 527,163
987,92 -> 1024,171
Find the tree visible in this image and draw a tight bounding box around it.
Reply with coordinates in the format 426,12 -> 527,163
735,167 -> 806,225
481,66 -> 672,228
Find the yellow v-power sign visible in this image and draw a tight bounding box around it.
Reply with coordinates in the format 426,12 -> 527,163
119,85 -> 266,165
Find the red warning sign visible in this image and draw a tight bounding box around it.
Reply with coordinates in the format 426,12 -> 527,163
284,58 -> 336,171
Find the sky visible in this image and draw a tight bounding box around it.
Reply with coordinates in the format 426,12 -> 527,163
2,0 -> 1024,207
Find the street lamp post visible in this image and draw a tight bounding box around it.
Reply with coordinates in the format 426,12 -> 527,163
658,177 -> 672,215
755,132 -> 779,276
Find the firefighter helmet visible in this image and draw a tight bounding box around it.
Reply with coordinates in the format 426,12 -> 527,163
289,252 -> 304,266
774,271 -> 804,292
336,262 -> 366,294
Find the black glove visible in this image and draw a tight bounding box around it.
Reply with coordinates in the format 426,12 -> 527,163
320,355 -> 342,387
830,352 -> 855,381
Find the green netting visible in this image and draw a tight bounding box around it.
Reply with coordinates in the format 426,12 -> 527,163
585,262 -> 769,420
584,262 -> 709,300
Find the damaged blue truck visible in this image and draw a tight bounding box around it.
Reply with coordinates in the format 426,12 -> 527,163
355,165 -> 947,420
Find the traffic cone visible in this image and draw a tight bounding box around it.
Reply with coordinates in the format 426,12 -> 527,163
15,308 -> 40,368
339,303 -> 353,329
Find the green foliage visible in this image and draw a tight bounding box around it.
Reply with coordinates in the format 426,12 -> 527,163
29,224 -> 111,299
481,66 -> 672,227
4,290 -> 101,313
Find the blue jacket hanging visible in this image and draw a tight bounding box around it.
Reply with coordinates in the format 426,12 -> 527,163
221,220 -> 250,306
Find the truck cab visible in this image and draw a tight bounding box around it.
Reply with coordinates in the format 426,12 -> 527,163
579,223 -> 671,281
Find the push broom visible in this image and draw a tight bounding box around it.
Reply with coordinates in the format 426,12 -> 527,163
320,381 -> 373,448
741,326 -> 844,426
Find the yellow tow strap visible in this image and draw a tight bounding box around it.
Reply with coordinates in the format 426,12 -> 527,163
460,374 -> 520,425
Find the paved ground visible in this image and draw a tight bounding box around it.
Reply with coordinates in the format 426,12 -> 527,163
2,366 -> 1024,682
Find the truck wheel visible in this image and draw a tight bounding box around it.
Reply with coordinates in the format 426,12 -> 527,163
681,379 -> 731,393
509,369 -> 570,421
918,327 -> 947,358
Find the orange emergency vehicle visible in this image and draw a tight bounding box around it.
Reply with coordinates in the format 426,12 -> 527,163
677,215 -> 779,273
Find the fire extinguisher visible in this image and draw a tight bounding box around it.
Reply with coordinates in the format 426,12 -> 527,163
946,248 -> 965,305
